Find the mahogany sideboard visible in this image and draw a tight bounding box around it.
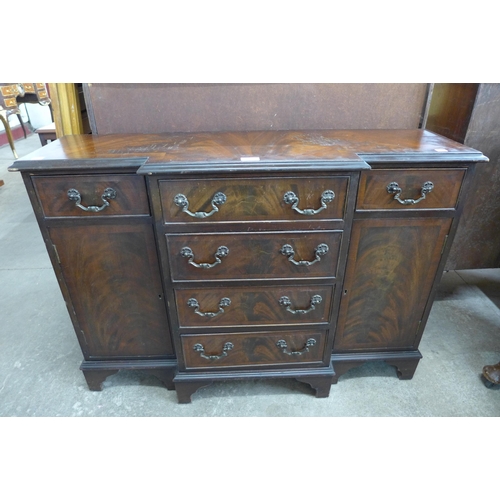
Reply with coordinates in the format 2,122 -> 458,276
9,130 -> 488,403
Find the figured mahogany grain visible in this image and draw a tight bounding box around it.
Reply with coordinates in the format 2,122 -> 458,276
181,330 -> 326,369
334,217 -> 452,351
8,129 -> 487,400
175,285 -> 334,328
166,231 -> 342,281
33,174 -> 150,217
13,129 -> 485,169
160,176 -> 349,223
357,169 -> 465,210
49,224 -> 173,358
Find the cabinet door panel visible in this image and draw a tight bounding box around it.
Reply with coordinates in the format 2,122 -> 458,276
334,218 -> 452,351
49,224 -> 173,358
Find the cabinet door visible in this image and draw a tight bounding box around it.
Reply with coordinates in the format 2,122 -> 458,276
334,218 -> 452,351
49,224 -> 173,358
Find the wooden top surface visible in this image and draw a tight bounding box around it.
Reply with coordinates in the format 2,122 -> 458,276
10,129 -> 488,172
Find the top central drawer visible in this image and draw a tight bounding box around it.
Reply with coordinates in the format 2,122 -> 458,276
159,176 -> 349,224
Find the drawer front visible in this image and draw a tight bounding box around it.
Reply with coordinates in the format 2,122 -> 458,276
167,231 -> 342,281
175,285 -> 334,328
160,176 -> 349,223
181,330 -> 327,369
357,169 -> 465,210
33,174 -> 150,217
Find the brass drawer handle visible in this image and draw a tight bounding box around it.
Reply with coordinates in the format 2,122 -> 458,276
181,246 -> 229,269
280,243 -> 329,266
386,181 -> 434,205
67,187 -> 116,212
174,192 -> 226,218
279,295 -> 322,315
193,341 -> 234,360
276,338 -> 316,355
283,190 -> 335,215
187,297 -> 231,318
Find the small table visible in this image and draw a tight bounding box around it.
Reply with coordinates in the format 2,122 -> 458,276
35,122 -> 56,146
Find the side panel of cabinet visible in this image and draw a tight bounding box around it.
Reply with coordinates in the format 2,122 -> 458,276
48,223 -> 174,359
333,217 -> 452,351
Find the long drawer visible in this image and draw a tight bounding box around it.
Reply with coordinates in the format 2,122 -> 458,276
356,169 -> 465,210
160,176 -> 349,223
175,285 -> 334,328
181,330 -> 327,369
166,231 -> 342,281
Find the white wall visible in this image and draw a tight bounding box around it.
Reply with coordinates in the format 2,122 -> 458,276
0,102 -> 52,133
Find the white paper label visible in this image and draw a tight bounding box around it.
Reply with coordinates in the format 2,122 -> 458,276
240,156 -> 261,162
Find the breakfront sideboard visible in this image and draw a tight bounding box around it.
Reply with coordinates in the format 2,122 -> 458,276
9,130 -> 487,402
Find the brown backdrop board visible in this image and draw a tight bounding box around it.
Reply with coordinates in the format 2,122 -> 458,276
83,83 -> 429,135
424,83 -> 500,270
441,83 -> 500,270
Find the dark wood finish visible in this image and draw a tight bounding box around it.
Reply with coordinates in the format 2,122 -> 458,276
181,331 -> 327,369
175,380 -> 214,403
33,174 -> 150,217
80,359 -> 177,390
295,374 -> 333,398
331,351 -> 423,383
11,130 -> 486,171
160,176 -> 349,223
36,123 -> 57,146
8,129 -> 486,402
425,84 -> 479,143
82,369 -> 119,391
48,223 -> 173,358
334,218 -> 452,351
167,231 -> 342,281
435,83 -> 500,270
83,83 -> 429,135
173,364 -> 335,402
175,285 -> 334,328
357,169 -> 465,210
391,358 -> 422,380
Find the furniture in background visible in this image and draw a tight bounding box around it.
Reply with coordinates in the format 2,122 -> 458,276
35,123 -> 57,146
48,83 -> 90,138
9,129 -> 487,402
82,83 -> 430,134
81,83 -> 500,272
425,83 -> 500,270
0,83 -> 52,158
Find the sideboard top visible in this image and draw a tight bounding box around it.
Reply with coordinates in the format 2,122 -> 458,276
9,129 -> 488,172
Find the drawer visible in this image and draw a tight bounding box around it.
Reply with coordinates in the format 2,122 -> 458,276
181,330 -> 327,369
32,174 -> 150,217
159,176 -> 349,223
167,231 -> 342,281
175,285 -> 334,328
356,169 -> 465,210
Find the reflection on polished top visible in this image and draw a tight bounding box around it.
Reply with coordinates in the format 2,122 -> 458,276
10,129 -> 488,172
